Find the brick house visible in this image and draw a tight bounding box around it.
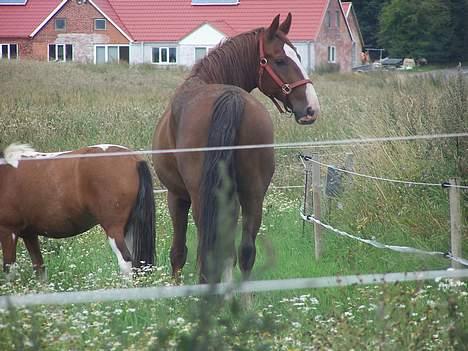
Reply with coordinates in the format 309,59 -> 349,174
0,0 -> 364,72
341,1 -> 365,67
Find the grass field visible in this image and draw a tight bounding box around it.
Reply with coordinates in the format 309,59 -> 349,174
0,61 -> 467,350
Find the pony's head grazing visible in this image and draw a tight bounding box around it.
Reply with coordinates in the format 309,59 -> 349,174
2,143 -> 37,168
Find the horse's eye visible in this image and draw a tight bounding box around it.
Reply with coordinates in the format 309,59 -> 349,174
275,58 -> 286,66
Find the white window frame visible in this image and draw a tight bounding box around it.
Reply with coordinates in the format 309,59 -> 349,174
152,47 -> 177,64
94,45 -> 130,64
94,18 -> 107,30
194,46 -> 209,62
328,46 -> 336,63
48,43 -> 73,62
0,43 -> 18,60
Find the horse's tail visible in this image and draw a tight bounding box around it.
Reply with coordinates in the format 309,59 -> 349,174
124,160 -> 156,268
199,88 -> 245,282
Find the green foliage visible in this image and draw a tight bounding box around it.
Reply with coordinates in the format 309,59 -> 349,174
349,0 -> 391,48
378,0 -> 451,62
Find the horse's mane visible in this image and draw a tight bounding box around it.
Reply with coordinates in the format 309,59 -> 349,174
3,143 -> 37,167
188,28 -> 261,91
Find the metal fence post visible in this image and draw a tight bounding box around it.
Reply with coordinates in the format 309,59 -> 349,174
449,178 -> 462,269
312,154 -> 322,260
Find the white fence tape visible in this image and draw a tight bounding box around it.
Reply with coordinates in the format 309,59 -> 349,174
1,269 -> 467,309
302,214 -> 468,267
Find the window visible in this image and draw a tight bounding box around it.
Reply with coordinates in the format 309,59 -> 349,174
95,45 -> 130,64
55,18 -> 66,31
152,47 -> 177,64
48,44 -> 73,62
327,46 -> 336,63
95,18 -> 106,30
195,47 -> 207,62
0,44 -> 17,60
326,11 -> 331,28
336,11 -> 340,28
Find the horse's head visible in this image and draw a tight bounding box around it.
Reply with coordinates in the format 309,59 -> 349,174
258,13 -> 320,125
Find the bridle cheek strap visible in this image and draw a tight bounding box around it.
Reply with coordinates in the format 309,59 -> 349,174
258,30 -> 312,114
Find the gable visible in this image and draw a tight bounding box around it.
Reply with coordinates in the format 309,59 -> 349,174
179,23 -> 227,46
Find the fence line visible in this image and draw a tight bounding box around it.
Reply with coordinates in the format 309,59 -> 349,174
301,213 -> 468,267
153,184 -> 303,195
1,133 -> 466,164
1,269 -> 467,309
300,155 -> 468,190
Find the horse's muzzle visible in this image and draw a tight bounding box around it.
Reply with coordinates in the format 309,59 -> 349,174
295,107 -> 318,125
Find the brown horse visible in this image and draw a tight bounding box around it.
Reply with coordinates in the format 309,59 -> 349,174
152,13 -> 320,283
0,143 -> 155,277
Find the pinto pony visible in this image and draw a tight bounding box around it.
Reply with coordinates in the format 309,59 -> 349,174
0,144 -> 155,276
152,13 -> 320,283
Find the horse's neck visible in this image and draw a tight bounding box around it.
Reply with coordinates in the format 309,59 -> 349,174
189,34 -> 259,92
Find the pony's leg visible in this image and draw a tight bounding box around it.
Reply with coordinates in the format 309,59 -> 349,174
106,227 -> 133,276
1,232 -> 18,274
23,235 -> 46,280
168,192 -> 190,282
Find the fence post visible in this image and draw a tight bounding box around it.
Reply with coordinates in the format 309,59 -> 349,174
302,157 -> 313,236
449,178 -> 462,269
345,152 -> 354,172
312,154 -> 322,260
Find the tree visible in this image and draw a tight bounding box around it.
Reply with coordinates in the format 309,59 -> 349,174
447,0 -> 467,62
351,0 -> 390,48
378,0 -> 452,62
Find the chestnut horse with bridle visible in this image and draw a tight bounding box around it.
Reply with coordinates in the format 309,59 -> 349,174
152,13 -> 320,283
0,144 -> 155,277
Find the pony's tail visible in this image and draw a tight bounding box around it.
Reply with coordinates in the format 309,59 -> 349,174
199,88 -> 245,283
124,160 -> 156,268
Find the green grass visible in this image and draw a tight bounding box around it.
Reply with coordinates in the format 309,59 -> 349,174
0,61 -> 467,350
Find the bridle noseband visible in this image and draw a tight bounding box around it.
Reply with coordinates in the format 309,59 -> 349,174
257,30 -> 312,114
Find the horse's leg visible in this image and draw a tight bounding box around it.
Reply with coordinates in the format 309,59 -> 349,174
105,226 -> 133,276
168,191 -> 190,283
238,195 -> 263,281
22,235 -> 46,280
1,232 -> 18,274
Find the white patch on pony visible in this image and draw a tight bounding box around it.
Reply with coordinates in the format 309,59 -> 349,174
2,143 -> 71,168
108,238 -> 132,275
3,143 -> 37,168
91,144 -> 129,151
12,233 -> 16,241
283,44 -> 321,115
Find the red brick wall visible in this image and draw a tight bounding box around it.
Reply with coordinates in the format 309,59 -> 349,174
346,10 -> 364,66
17,1 -> 128,62
315,0 -> 353,72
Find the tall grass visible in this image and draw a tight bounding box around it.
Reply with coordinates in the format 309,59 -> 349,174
0,61 -> 467,350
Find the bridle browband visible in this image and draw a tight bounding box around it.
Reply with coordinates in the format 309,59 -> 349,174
257,30 -> 313,114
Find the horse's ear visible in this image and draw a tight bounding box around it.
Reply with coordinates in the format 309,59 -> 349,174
266,14 -> 280,40
279,12 -> 292,35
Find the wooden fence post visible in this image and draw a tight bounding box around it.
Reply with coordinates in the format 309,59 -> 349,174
449,178 -> 462,269
311,154 -> 322,260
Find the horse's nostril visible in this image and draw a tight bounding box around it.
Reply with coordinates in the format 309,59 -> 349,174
306,107 -> 315,116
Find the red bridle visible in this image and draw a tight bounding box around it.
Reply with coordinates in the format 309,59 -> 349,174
257,30 -> 313,114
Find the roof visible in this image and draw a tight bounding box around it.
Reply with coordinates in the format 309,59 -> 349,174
106,0 -> 330,42
341,1 -> 351,17
0,0 -> 354,43
0,0 -> 61,38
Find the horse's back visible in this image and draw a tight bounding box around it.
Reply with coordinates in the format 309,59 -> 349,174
0,145 -> 142,237
153,82 -> 274,201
